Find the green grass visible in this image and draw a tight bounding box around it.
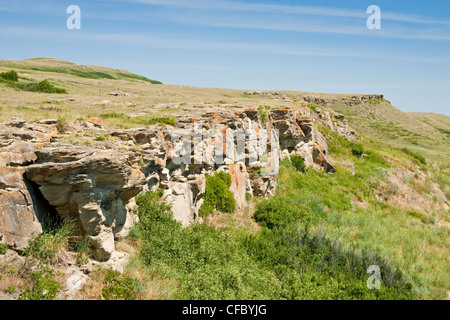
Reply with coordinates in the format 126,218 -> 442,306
400,147 -> 427,165
23,219 -> 74,262
0,61 -> 162,84
130,186 -> 416,300
134,190 -> 281,299
99,112 -> 177,127
263,127 -> 449,299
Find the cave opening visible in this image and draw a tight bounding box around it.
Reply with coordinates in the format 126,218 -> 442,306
23,175 -> 62,232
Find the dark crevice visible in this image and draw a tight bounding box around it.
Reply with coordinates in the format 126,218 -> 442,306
23,175 -> 62,232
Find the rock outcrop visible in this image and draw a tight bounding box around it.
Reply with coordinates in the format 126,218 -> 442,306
25,146 -> 146,260
0,106 -> 348,260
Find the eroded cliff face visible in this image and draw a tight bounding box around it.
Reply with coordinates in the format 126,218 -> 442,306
0,106 -> 354,260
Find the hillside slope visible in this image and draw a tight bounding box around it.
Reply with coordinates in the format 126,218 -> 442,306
0,57 -> 162,84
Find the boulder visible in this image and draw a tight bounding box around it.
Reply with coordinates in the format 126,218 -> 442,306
25,146 -> 146,261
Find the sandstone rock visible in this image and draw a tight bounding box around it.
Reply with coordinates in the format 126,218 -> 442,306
0,249 -> 26,267
25,146 -> 146,260
0,189 -> 42,251
166,182 -> 195,226
64,266 -> 88,300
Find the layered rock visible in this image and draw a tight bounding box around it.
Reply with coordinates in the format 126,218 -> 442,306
25,146 -> 146,260
0,121 -> 54,251
0,106 -> 345,260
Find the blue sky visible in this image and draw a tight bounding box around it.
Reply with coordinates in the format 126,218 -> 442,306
0,0 -> 449,115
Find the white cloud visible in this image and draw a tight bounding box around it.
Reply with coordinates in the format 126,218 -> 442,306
131,0 -> 450,25
2,27 -> 449,64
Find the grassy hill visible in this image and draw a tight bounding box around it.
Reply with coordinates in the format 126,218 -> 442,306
0,57 -> 162,84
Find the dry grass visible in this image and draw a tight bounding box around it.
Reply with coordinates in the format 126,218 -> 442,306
205,202 -> 261,235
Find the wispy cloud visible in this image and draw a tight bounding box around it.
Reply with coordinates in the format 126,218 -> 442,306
162,12 -> 450,41
130,0 -> 450,25
2,27 -> 449,64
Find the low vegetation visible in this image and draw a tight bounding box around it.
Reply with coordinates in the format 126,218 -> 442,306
0,70 -> 18,82
0,69 -> 67,93
199,172 -> 236,217
15,79 -> 67,94
258,105 -> 269,123
400,147 -> 427,165
19,267 -> 62,300
127,186 -> 414,299
100,112 -> 177,127
0,243 -> 8,255
290,154 -> 307,173
0,58 -> 162,84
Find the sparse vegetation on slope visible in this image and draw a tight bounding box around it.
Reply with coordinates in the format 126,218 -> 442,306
125,187 -> 415,300
0,58 -> 162,84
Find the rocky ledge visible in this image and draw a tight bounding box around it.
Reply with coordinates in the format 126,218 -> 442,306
0,106 -> 355,260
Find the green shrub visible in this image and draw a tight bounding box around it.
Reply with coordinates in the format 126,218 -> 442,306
254,197 -> 309,229
199,172 -> 236,217
135,191 -> 281,299
5,286 -> 16,294
0,243 -> 8,254
19,268 -> 62,300
245,219 -> 412,300
102,270 -> 140,300
35,79 -> 67,93
290,154 -> 307,173
350,142 -> 365,158
95,135 -> 106,141
258,105 -> 268,123
12,79 -> 67,94
0,70 -> 18,82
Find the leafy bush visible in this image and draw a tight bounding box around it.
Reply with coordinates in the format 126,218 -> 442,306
135,191 -> 281,299
102,270 -> 140,300
12,79 -> 67,94
199,172 -> 236,217
290,154 -> 307,173
0,70 -> 18,82
350,142 -> 365,158
34,79 -> 67,93
253,197 -> 309,229
19,268 -> 62,300
0,243 -> 8,254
